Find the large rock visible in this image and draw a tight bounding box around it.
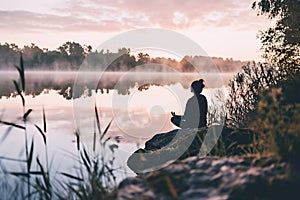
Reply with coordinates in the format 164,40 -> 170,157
119,156 -> 290,200
127,125 -> 260,173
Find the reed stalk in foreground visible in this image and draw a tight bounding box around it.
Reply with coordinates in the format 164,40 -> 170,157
14,53 -> 31,198
0,53 -> 121,199
0,53 -> 52,199
59,104 -> 117,199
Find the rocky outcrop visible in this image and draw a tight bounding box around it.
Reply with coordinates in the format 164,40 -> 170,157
127,125 -> 260,173
118,156 -> 290,200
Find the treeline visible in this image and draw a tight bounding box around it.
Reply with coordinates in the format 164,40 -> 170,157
0,42 -> 91,71
0,42 -> 246,72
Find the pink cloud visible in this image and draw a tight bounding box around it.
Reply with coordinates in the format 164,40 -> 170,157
0,0 -> 271,33
0,10 -> 136,33
57,0 -> 271,30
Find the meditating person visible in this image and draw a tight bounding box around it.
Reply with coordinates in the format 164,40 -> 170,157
171,79 -> 208,128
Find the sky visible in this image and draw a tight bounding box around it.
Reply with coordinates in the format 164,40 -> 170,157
0,0 -> 274,61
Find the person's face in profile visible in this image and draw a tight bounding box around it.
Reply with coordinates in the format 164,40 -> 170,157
191,87 -> 194,93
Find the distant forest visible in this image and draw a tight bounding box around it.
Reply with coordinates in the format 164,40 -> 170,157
0,42 -> 248,72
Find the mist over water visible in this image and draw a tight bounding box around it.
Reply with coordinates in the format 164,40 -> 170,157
0,71 -> 234,98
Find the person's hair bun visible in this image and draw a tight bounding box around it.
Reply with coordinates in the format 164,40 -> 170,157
199,79 -> 205,88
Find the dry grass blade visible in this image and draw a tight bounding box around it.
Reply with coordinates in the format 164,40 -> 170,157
28,140 -> 34,171
93,118 -> 96,152
0,156 -> 26,162
15,53 -> 25,91
36,157 -> 51,190
0,120 -> 26,129
80,153 -> 91,174
164,175 -> 178,199
68,184 -> 86,199
35,125 -> 46,145
82,148 -> 91,166
23,109 -> 33,121
14,65 -> 21,73
14,64 -> 25,91
104,164 -> 116,182
13,80 -> 25,107
75,129 -> 80,151
103,137 -> 111,146
43,106 -> 46,133
0,126 -> 13,142
100,118 -> 113,141
227,141 -> 238,149
60,172 -> 84,182
29,171 -> 44,175
9,172 -> 30,177
93,130 -> 96,152
108,144 -> 118,153
95,104 -> 101,136
20,54 -> 25,91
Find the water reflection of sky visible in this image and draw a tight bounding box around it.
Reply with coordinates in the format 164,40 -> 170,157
0,71 -> 230,181
0,72 -> 229,150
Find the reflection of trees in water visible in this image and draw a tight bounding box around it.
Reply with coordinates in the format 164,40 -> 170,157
0,71 -> 230,99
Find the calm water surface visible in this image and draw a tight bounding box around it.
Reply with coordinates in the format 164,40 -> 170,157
0,71 -> 234,180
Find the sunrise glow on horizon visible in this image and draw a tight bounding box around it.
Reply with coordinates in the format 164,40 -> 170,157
0,0 -> 275,61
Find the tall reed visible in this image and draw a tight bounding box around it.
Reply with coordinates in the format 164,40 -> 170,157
58,104 -> 116,199
0,53 -> 51,199
0,53 -> 122,199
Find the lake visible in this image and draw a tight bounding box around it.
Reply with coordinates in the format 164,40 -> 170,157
0,71 -> 235,182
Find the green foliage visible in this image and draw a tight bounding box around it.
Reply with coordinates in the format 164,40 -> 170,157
226,62 -> 281,127
136,52 -> 150,65
200,126 -> 264,157
252,0 -> 300,69
207,90 -> 226,126
225,1 -> 300,168
257,77 -> 300,167
0,42 -> 91,70
58,41 -> 87,67
226,62 -> 300,165
227,1 -> 300,128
